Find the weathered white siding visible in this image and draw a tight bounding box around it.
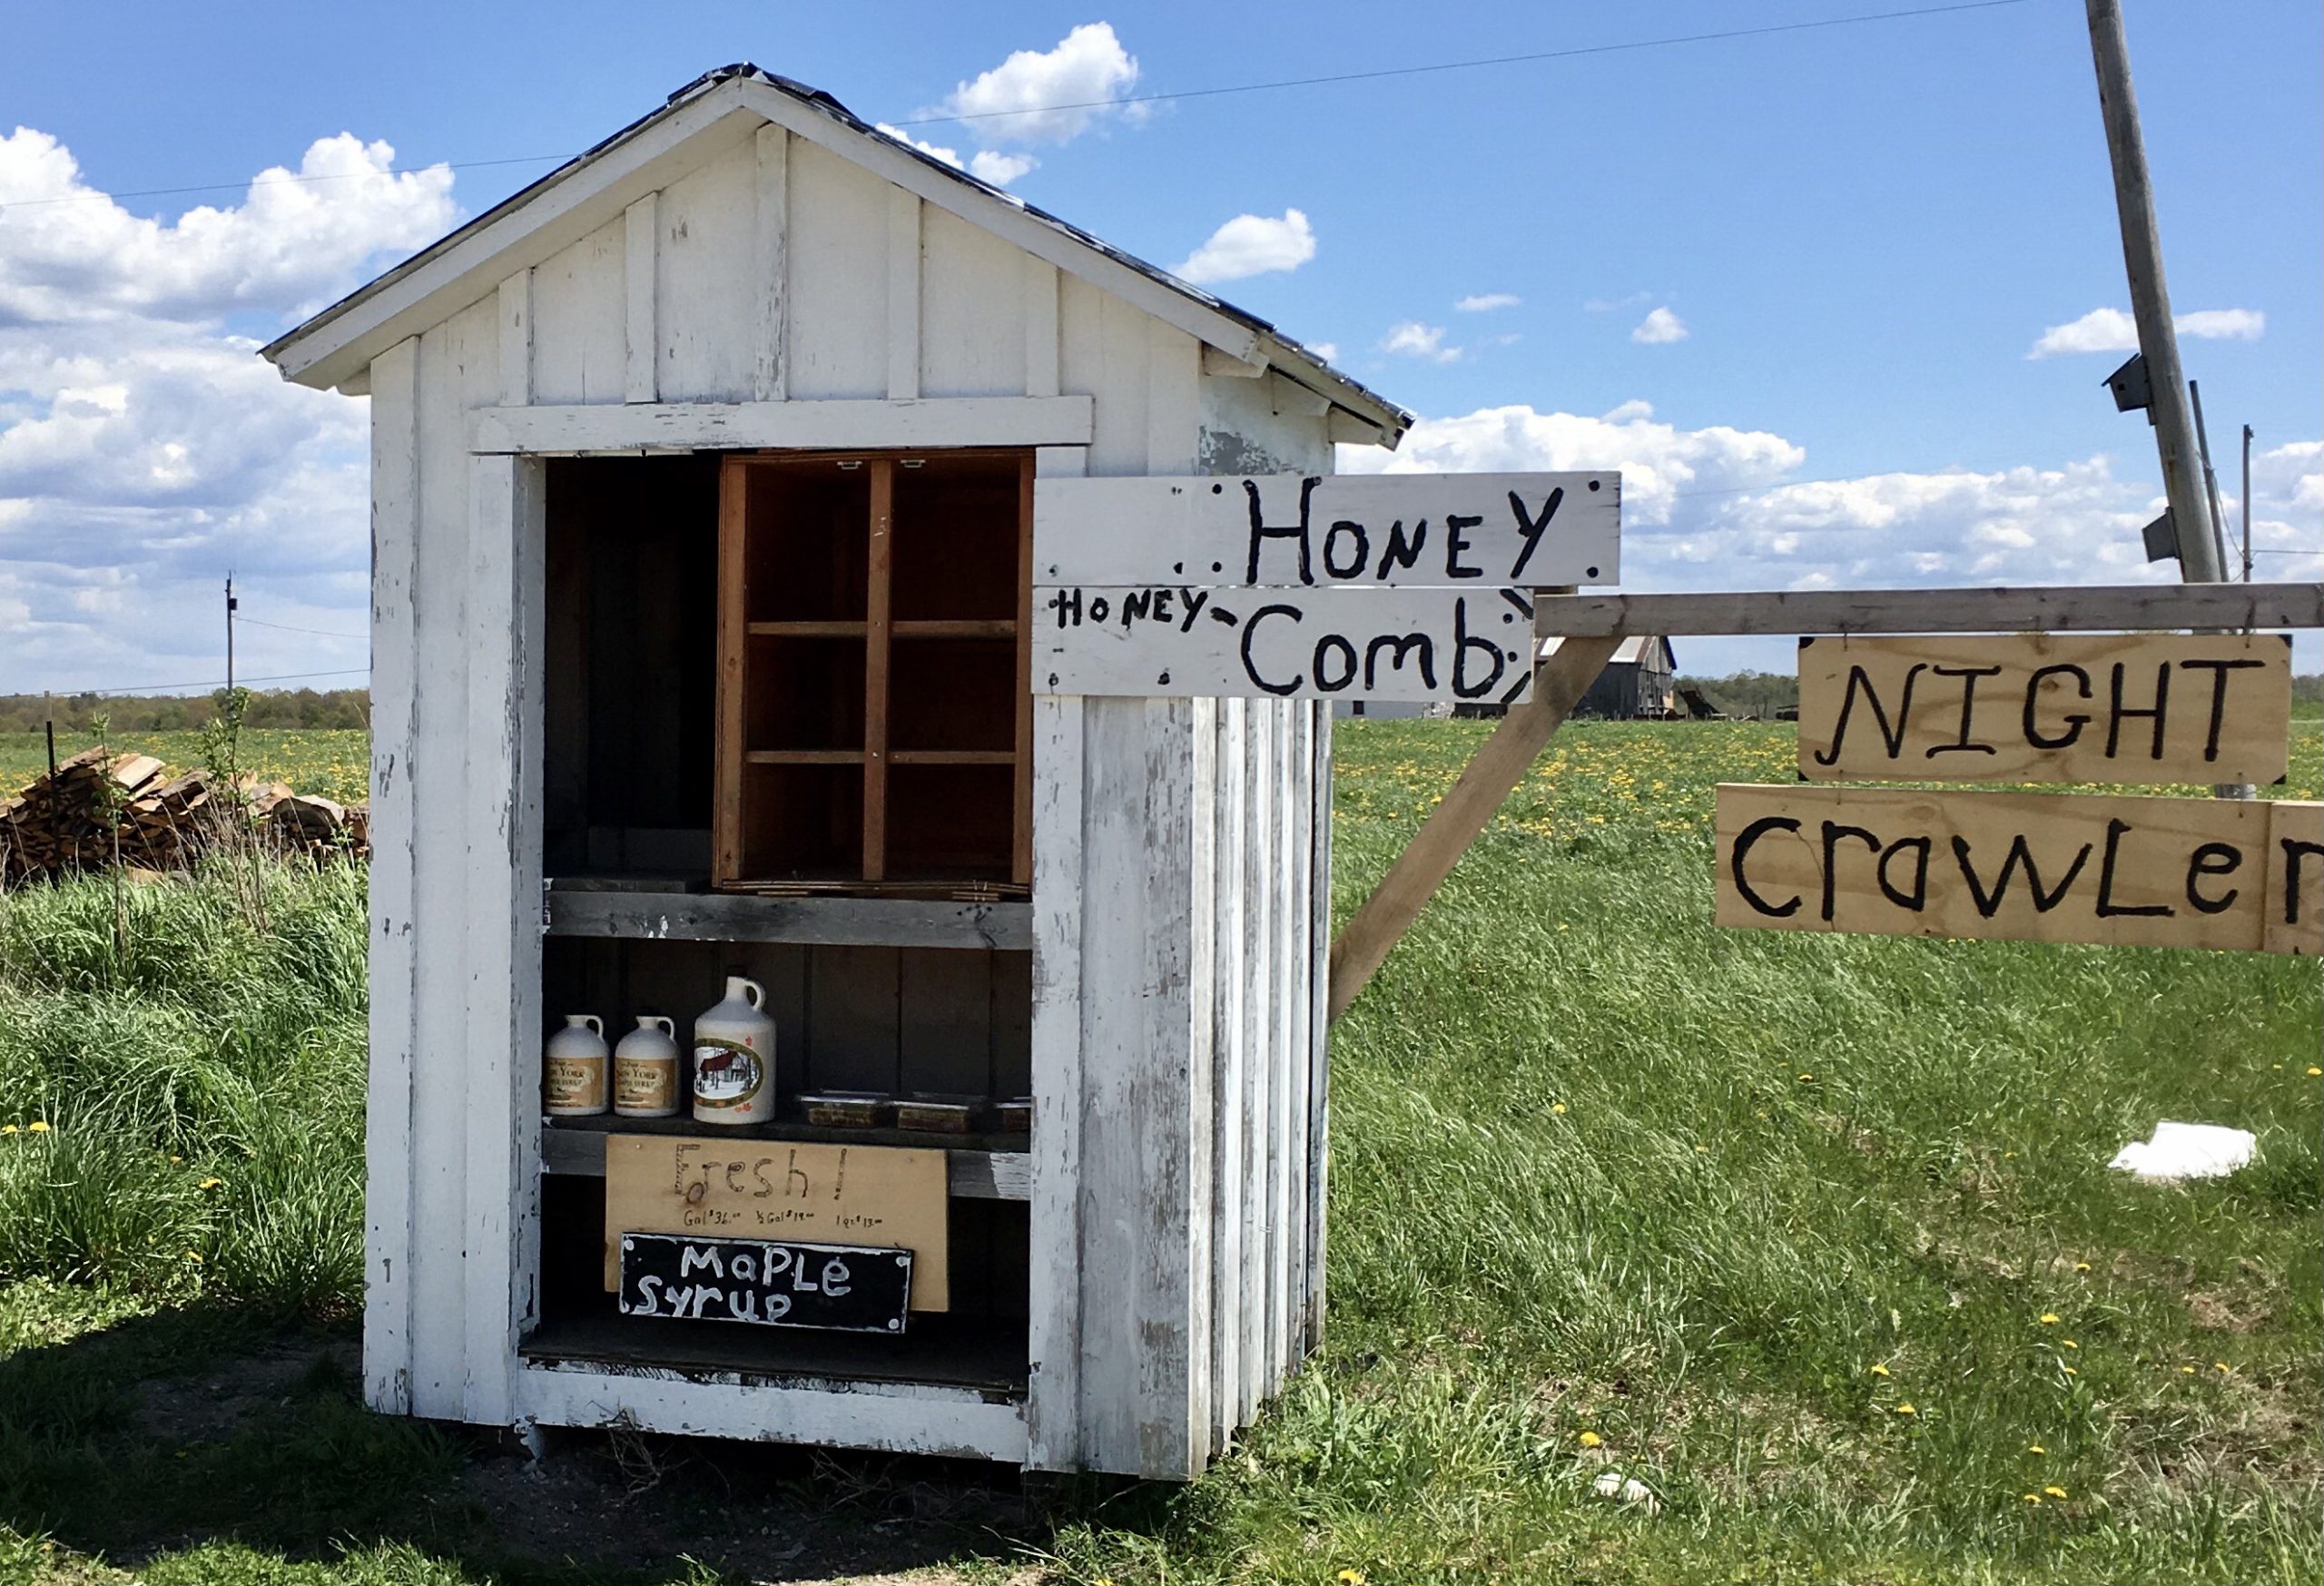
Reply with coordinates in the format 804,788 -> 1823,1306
362,101 -> 1334,1478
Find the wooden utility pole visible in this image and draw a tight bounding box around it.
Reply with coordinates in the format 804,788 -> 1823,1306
224,575 -> 238,692
2083,0 -> 2223,583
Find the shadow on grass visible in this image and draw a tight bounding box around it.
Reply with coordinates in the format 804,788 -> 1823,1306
0,1300 -> 1171,1584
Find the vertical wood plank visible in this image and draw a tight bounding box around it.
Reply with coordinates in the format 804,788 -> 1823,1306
1012,453 -> 1035,884
752,124 -> 789,402
460,454 -> 517,1424
363,337 -> 420,1416
496,271 -> 532,409
1282,701 -> 1315,1377
886,187 -> 921,400
863,459 -> 893,881
1023,257 -> 1059,399
1025,693 -> 1086,1470
508,458 -> 549,1381
808,945 -> 903,1092
1237,698 -> 1272,1423
1208,694 -> 1246,1452
1305,702 -> 1334,1352
1146,319 -> 1199,474
1266,701 -> 1298,1398
623,192 -> 657,403
714,459 -> 748,884
1185,695 -> 1216,1457
897,949 -> 993,1095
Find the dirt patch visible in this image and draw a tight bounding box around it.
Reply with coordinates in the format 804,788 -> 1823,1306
134,1335 -> 356,1447
2186,1287 -> 2272,1333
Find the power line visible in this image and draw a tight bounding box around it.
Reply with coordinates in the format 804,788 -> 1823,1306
891,0 -> 2034,129
0,0 -> 2033,212
233,614 -> 369,642
47,667 -> 370,699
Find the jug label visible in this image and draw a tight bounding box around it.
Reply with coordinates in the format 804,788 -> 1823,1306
545,1056 -> 605,1110
693,1040 -> 765,1108
615,1059 -> 676,1111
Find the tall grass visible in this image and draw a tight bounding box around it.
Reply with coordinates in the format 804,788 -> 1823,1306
0,855 -> 366,1315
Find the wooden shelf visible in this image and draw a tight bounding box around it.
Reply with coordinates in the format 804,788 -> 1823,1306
743,748 -> 864,765
746,620 -> 869,637
893,619 -> 1016,639
539,1114 -> 1029,1200
522,1307 -> 1029,1395
891,750 -> 1015,765
542,884 -> 1031,950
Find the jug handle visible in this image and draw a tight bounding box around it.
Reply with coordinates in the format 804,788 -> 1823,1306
581,1014 -> 604,1037
647,1016 -> 676,1038
739,978 -> 765,1010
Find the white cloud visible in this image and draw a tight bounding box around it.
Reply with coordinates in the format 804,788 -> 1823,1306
0,127 -> 456,325
1343,400 -> 2324,599
1172,210 -> 1315,285
1381,321 -> 1461,364
0,126 -> 448,691
1303,341 -> 1339,363
2029,306 -> 2266,358
1455,292 -> 1520,312
872,123 -> 1037,187
1584,291 -> 1653,313
1630,306 -> 1688,345
938,22 -> 1143,145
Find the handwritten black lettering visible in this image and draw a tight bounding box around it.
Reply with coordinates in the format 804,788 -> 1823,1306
2095,818 -> 2172,918
1443,513 -> 1485,579
2023,664 -> 2092,750
2106,662 -> 2170,760
2185,842 -> 2243,914
1377,518 -> 1428,578
1450,596 -> 1506,699
1506,488 -> 1563,583
1313,634 -> 1359,693
1178,588 -> 1209,631
1877,835 -> 1932,911
1244,476 -> 1319,585
1731,815 -> 1804,917
1814,665 -> 1925,767
2176,657 -> 2266,763
1951,833 -> 2092,918
2281,839 -> 2324,925
1240,604 -> 1304,695
1364,633 -> 1437,692
1820,822 -> 1881,921
1926,665 -> 2001,758
1323,519 -> 1370,578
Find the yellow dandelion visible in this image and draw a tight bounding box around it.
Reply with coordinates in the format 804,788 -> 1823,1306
1893,1403 -> 1916,1415
2309,1068 -> 2321,1078
0,1126 -> 15,1137
1338,1572 -> 1367,1586
2062,1365 -> 2078,1376
2023,1492 -> 2042,1504
1797,1073 -> 1813,1082
2043,1485 -> 2068,1500
25,1120 -> 48,1134
2180,1365 -> 2195,1374
2039,1313 -> 2060,1325
183,1249 -> 203,1264
2028,1443 -> 2046,1453
2073,1261 -> 2091,1272
2214,1361 -> 2233,1374
2062,1339 -> 2078,1349
1868,1364 -> 1891,1377
1551,1102 -> 1568,1115
1578,1430 -> 1602,1449
197,1177 -> 223,1191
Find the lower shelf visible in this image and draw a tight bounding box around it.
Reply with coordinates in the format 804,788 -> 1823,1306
523,1306 -> 1029,1396
539,1115 -> 1029,1200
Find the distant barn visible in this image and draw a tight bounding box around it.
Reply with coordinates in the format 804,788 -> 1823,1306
1551,635 -> 1679,719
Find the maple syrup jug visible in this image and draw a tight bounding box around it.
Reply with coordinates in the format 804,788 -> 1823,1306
691,976 -> 776,1126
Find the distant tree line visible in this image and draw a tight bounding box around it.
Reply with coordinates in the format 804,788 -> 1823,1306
0,688 -> 370,734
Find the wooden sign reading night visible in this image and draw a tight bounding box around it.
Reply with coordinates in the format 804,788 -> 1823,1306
1715,785 -> 2321,955
1797,633 -> 2292,784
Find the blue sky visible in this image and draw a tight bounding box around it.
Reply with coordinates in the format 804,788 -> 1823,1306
2,0 -> 2318,689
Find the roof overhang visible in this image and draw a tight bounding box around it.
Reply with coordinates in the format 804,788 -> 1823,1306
264,67 -> 1411,447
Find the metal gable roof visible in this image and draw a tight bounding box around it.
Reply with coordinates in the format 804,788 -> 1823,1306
262,63 -> 1412,443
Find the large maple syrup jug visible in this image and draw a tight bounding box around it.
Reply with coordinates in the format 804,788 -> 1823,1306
691,976 -> 776,1126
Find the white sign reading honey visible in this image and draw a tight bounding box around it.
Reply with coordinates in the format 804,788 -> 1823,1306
602,1136 -> 950,1310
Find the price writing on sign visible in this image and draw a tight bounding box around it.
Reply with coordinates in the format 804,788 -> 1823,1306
1037,585 -> 1539,704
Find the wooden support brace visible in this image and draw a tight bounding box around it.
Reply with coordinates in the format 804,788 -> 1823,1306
1326,635 -> 1620,1023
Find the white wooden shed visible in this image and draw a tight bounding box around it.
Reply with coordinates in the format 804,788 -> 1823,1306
263,64 -> 1411,1478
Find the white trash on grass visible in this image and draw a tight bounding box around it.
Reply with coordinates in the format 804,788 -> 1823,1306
1590,1468 -> 1662,1515
2108,1121 -> 2255,1182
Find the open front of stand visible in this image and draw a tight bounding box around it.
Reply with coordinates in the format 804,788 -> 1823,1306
536,451 -> 1033,1407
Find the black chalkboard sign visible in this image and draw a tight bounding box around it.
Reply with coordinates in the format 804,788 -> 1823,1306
616,1232 -> 912,1335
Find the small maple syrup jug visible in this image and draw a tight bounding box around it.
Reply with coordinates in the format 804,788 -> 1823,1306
613,1016 -> 682,1118
543,1015 -> 609,1117
692,976 -> 776,1125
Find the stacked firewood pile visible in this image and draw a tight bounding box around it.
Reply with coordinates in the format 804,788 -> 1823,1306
0,750 -> 369,884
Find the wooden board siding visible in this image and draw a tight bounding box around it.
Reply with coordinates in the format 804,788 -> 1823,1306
366,103 -> 1335,1473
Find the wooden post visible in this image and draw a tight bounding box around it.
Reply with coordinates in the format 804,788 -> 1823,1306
2084,0 -> 2222,583
2240,424 -> 2253,584
1326,634 -> 1620,1023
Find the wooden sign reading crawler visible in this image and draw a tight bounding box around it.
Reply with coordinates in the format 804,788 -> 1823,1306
1715,784 -> 2323,955
1797,633 -> 2291,784
1033,472 -> 1621,588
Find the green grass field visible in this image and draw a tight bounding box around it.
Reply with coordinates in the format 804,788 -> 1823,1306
0,721 -> 2317,1585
